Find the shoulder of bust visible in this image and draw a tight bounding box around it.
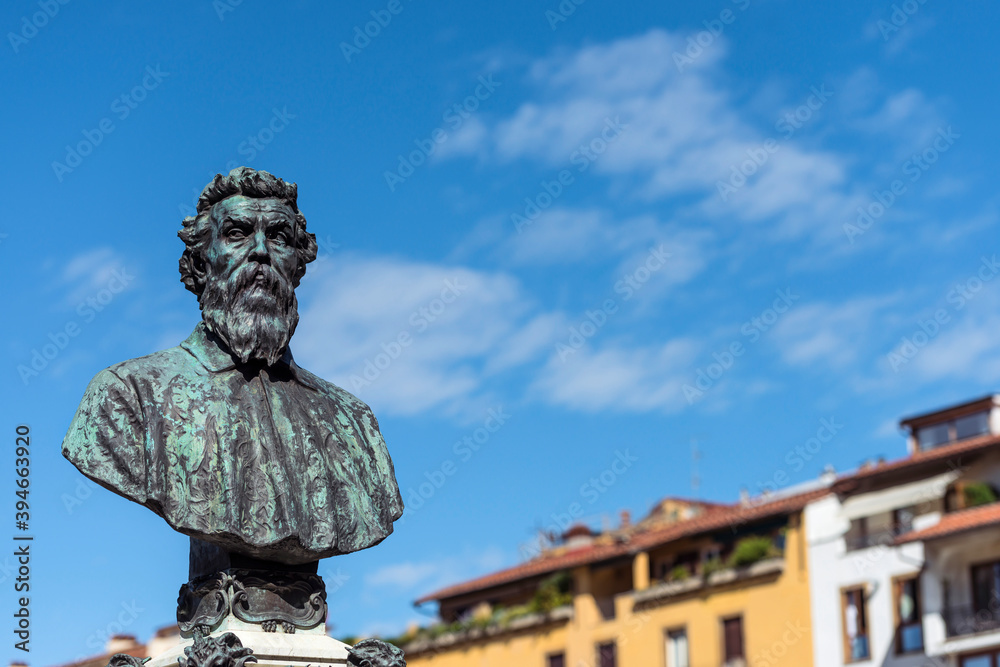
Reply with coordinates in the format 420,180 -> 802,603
293,366 -> 376,414
91,345 -> 201,387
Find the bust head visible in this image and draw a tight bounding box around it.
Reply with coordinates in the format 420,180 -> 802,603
178,167 -> 318,365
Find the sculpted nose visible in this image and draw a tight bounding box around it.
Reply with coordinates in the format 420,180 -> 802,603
248,230 -> 270,263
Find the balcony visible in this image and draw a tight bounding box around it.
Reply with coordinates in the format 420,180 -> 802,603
633,557 -> 785,609
845,532 -> 895,551
944,604 -> 1000,638
402,605 -> 574,656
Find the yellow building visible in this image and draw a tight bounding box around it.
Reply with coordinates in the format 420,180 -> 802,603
403,490 -> 825,667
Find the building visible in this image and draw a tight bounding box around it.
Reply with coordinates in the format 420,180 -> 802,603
807,395 -> 1000,667
403,488 -> 827,667
404,395 -> 1000,667
48,627 -> 181,667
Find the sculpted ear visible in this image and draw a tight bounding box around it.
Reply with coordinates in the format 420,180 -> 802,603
179,249 -> 208,296
191,252 -> 207,285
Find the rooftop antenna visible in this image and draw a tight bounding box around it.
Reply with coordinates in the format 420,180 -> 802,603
691,437 -> 703,499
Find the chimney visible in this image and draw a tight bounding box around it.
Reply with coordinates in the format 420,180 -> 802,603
820,464 -> 836,484
739,488 -> 750,506
106,635 -> 141,653
619,510 -> 631,529
146,625 -> 182,659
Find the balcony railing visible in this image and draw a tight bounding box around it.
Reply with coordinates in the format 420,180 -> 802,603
844,533 -> 892,551
844,525 -> 915,551
633,558 -> 785,609
944,604 -> 1000,638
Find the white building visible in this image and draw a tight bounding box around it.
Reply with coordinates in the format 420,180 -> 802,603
807,395 -> 1000,667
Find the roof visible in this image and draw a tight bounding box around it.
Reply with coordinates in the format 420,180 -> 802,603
899,394 -> 998,430
647,495 -> 729,508
414,486 -> 830,605
415,428 -> 1000,607
833,432 -> 1000,491
897,502 -> 1000,544
52,646 -> 146,667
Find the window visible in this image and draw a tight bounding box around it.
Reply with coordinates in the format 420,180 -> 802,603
547,652 -> 565,667
674,550 -> 699,574
917,411 -> 990,450
961,652 -> 1000,667
845,516 -> 869,550
918,422 -> 951,449
842,587 -> 871,662
893,506 -> 916,536
894,576 -> 923,654
722,616 -> 745,666
957,412 -> 991,440
972,561 -> 1000,622
597,641 -> 616,667
596,596 -> 616,621
666,628 -> 689,667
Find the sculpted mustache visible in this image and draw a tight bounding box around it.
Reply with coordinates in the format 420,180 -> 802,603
229,264 -> 287,293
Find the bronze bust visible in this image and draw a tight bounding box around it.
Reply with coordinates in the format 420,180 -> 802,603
62,167 -> 404,566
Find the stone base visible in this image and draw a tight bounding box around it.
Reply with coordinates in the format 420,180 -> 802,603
145,629 -> 350,667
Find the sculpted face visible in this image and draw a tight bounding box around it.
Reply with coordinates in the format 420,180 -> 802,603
199,195 -> 303,366
206,196 -> 300,286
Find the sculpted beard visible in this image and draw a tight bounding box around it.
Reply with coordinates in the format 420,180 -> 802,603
200,261 -> 299,366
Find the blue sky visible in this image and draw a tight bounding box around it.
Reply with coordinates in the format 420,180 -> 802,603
2,0 -> 999,663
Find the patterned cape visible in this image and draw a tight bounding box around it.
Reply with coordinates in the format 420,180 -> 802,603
62,323 -> 403,564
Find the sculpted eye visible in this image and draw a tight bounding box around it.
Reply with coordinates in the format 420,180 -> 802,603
268,228 -> 290,244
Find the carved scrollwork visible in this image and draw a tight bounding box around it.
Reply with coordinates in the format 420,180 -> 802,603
177,569 -> 327,635
178,572 -> 233,633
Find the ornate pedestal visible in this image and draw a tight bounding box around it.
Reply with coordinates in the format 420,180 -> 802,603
134,543 -> 405,667
178,568 -> 328,635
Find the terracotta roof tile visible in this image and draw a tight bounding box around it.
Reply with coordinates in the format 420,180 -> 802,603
52,646 -> 147,667
835,433 -> 1000,489
415,435 -> 1000,606
897,502 -> 1000,544
415,487 -> 830,605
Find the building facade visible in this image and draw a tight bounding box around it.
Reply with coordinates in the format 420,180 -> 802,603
404,491 -> 825,667
807,395 -> 1000,667
405,395 -> 1000,667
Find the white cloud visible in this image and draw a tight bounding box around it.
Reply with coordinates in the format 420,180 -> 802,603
292,252 -> 712,418
293,254 -> 551,418
365,546 -> 508,593
440,29 -> 946,242
902,313 -> 1000,383
531,338 -> 701,413
772,296 -> 898,370
56,247 -> 132,308
433,116 -> 489,161
501,206 -> 710,284
366,561 -> 442,589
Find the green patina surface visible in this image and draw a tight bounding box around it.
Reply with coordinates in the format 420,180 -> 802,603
62,168 -> 404,566
63,322 -> 403,564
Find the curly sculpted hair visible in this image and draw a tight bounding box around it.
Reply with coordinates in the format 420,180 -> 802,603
177,167 -> 318,297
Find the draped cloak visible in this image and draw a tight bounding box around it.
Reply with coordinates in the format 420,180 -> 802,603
62,323 -> 404,564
